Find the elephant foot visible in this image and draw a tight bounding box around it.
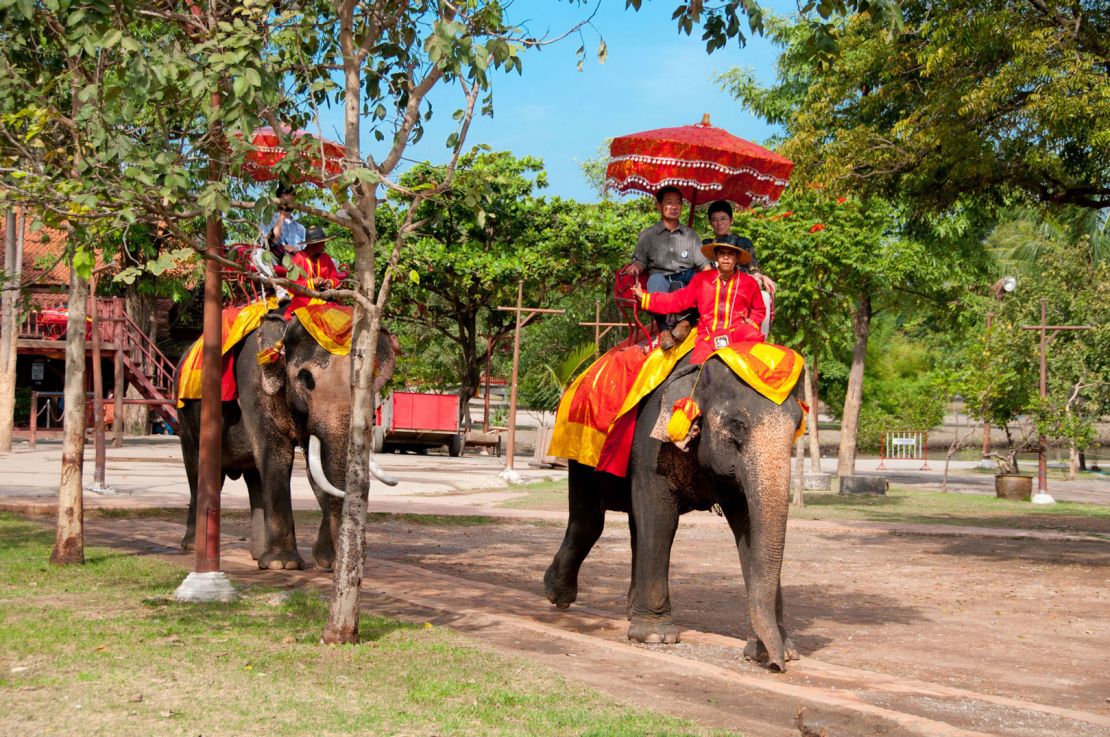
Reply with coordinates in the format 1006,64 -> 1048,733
744,638 -> 791,672
784,635 -> 799,662
313,545 -> 336,572
543,564 -> 577,609
258,549 -> 306,571
627,618 -> 680,644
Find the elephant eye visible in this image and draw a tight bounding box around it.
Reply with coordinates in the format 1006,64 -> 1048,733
298,369 -> 316,391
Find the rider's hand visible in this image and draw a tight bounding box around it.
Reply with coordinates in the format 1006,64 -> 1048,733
631,280 -> 645,299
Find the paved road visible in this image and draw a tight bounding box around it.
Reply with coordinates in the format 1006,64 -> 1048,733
1,436 -> 1107,513
0,436 -> 564,514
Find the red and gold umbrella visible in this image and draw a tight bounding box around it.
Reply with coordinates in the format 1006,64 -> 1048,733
605,114 -> 793,217
239,126 -> 345,186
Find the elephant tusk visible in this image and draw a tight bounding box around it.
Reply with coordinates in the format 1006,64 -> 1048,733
307,435 -> 399,494
308,435 -> 346,498
368,454 -> 399,487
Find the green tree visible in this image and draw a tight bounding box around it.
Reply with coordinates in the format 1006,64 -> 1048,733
384,152 -> 638,424
733,191 -> 984,475
719,1 -> 1109,213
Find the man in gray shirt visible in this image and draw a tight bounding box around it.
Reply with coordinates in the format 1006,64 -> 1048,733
627,186 -> 712,349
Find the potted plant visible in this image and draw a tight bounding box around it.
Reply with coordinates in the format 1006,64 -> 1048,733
988,442 -> 1036,501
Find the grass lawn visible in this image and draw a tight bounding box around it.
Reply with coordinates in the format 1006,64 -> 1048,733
493,480 -> 1109,535
495,480 -> 571,512
0,513 -> 739,737
790,487 -> 1110,534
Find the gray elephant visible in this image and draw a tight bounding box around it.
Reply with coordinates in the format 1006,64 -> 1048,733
544,355 -> 803,671
179,311 -> 397,570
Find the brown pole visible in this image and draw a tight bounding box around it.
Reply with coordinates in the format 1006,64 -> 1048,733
29,391 -> 37,450
89,273 -> 106,486
594,300 -> 602,354
504,280 -> 523,472
194,88 -> 224,573
483,334 -> 493,433
982,310 -> 992,459
1037,299 -> 1048,497
112,318 -> 124,448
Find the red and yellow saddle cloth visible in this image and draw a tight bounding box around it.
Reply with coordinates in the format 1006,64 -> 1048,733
292,302 -> 353,356
176,298 -> 277,406
176,300 -> 354,406
548,337 -> 803,477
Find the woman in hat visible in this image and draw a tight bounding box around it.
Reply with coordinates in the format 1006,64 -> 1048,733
631,238 -> 765,363
284,225 -> 347,317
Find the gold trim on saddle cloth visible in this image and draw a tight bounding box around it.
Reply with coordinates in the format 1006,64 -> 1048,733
547,330 -> 697,467
709,342 -> 804,405
292,303 -> 353,356
176,297 -> 278,406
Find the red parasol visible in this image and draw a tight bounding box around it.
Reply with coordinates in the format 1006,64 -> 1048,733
239,126 -> 345,186
605,114 -> 793,217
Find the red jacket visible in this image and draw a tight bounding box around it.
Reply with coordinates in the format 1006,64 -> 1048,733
641,269 -> 765,363
284,250 -> 346,318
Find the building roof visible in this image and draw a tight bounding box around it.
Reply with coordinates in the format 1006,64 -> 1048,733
1,211 -> 72,287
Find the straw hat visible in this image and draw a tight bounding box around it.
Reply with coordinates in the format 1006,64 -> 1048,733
700,234 -> 752,265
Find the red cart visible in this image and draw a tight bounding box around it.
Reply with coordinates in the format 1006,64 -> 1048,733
373,391 -> 465,457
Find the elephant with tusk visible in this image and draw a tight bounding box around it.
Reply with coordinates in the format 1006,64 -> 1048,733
544,354 -> 804,672
178,311 -> 397,571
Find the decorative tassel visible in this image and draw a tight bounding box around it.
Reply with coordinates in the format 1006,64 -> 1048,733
793,398 -> 808,441
257,339 -> 285,365
666,397 -> 701,443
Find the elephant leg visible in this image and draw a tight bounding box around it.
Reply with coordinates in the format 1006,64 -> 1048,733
180,426 -> 200,552
722,500 -> 797,665
244,469 -> 267,561
544,463 -> 606,608
313,493 -> 342,571
627,489 -> 680,644
256,445 -> 304,571
181,472 -> 198,552
626,513 -> 638,620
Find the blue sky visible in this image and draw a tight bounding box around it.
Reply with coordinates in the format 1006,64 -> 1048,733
317,1 -> 792,203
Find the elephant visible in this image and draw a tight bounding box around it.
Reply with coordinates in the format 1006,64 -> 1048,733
544,354 -> 804,671
178,310 -> 397,570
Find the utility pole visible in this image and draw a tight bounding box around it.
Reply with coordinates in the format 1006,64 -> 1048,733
1020,299 -> 1091,505
495,280 -> 563,482
174,1 -> 235,602
577,300 -> 625,355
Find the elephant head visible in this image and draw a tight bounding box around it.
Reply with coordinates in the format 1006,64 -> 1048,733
256,312 -> 398,497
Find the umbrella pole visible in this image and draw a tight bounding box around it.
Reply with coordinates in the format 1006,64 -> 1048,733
687,189 -> 697,228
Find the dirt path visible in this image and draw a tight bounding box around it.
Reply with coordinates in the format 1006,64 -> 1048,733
74,510 -> 1110,737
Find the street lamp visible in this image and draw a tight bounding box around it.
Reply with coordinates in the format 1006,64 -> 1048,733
982,277 -> 1017,465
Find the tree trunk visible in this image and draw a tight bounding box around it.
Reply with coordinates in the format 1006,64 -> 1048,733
324,214 -> 379,645
51,261 -> 88,565
123,288 -> 155,435
1068,442 -> 1079,481
803,358 -> 820,474
456,311 -> 480,430
324,23 -> 374,641
836,293 -> 871,477
0,209 -> 22,454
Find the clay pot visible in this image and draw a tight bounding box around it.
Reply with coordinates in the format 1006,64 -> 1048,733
995,474 -> 1032,501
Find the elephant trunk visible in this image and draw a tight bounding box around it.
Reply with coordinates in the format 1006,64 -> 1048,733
307,435 -> 399,497
739,413 -> 795,671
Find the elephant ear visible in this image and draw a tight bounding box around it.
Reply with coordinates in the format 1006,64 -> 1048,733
256,313 -> 289,397
649,367 -> 699,445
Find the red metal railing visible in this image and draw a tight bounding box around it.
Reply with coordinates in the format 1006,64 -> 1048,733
18,293 -> 178,426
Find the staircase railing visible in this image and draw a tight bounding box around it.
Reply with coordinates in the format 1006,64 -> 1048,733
116,310 -> 177,402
